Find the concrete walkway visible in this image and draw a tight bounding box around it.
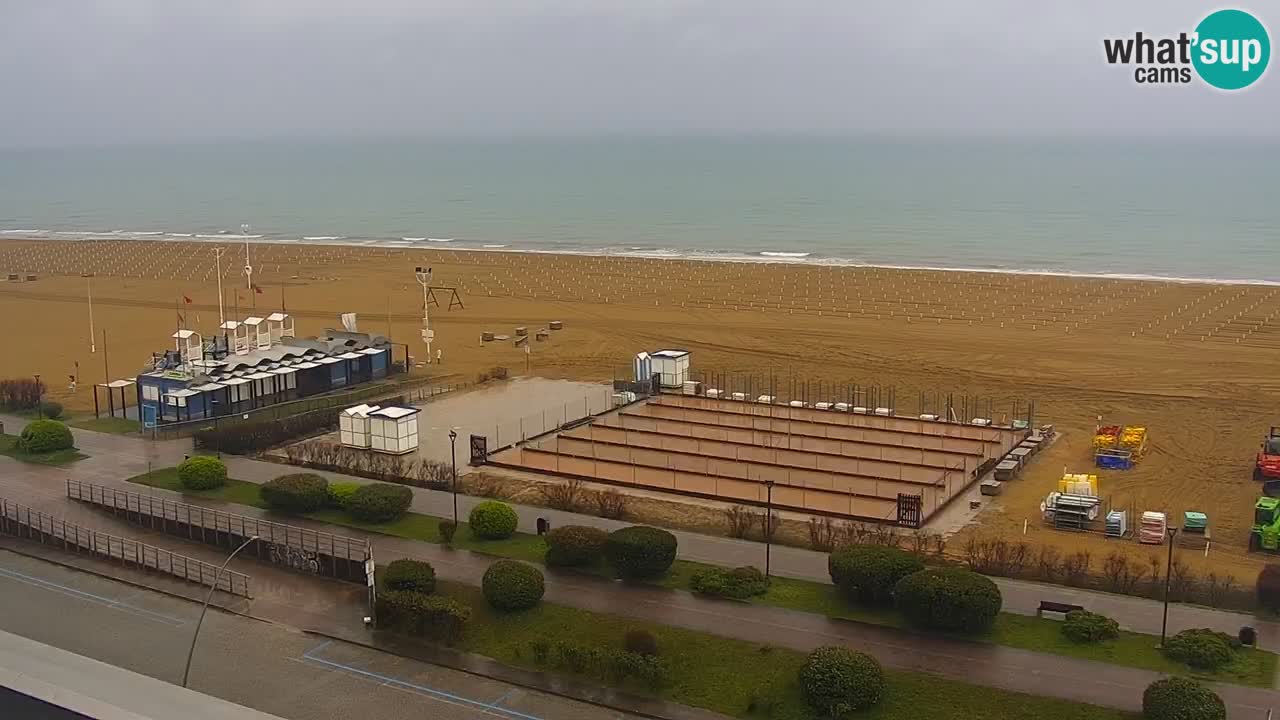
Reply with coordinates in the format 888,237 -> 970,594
3,414 -> 1279,716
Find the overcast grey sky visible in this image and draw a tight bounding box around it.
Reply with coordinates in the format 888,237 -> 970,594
0,1 -> 1275,147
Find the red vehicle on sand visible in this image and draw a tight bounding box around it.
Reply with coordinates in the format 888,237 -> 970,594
1257,428 -> 1280,481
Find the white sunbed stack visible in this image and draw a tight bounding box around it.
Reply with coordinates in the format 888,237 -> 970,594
1105,510 -> 1127,538
1139,511 -> 1167,544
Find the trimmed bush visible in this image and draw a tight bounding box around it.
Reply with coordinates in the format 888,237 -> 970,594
469,501 -> 518,540
1142,677 -> 1225,720
894,567 -> 1002,633
690,566 -> 769,600
799,645 -> 885,715
545,525 -> 608,567
1257,564 -> 1280,612
16,419 -> 74,454
39,401 -> 64,419
375,590 -> 470,644
605,526 -> 678,580
383,559 -> 436,594
176,455 -> 227,490
482,560 -> 545,612
624,629 -> 659,657
1062,610 -> 1120,643
327,481 -> 360,509
1162,628 -> 1239,670
348,482 -> 412,522
439,520 -> 457,544
260,473 -> 329,514
828,544 -> 925,605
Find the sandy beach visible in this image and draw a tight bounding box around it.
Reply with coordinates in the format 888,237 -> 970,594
3,237 -> 1279,580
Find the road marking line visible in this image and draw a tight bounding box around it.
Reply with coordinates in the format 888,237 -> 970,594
0,566 -> 187,626
491,689 -> 519,706
301,642 -> 544,720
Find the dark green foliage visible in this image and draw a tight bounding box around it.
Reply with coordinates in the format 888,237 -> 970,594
1142,677 -> 1225,720
193,407 -> 342,455
469,501 -> 518,539
604,526 -> 678,579
828,544 -> 925,605
375,590 -> 470,644
327,481 -> 360,509
799,645 -> 885,715
39,401 -> 63,419
623,629 -> 658,657
439,520 -> 457,544
689,565 -> 769,600
544,525 -> 608,567
259,473 -> 329,514
347,482 -> 412,522
1162,628 -> 1240,670
1256,565 -> 1280,612
176,455 -> 227,490
894,567 -> 1002,633
1062,610 -> 1120,643
383,559 -> 436,594
537,640 -> 667,690
16,419 -> 74,454
482,560 -> 545,612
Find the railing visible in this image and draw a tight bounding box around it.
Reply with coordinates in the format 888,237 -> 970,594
0,499 -> 252,597
66,480 -> 371,584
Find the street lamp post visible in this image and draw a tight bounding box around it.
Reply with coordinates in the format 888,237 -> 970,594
1160,526 -> 1179,647
448,429 -> 459,526
415,267 -> 433,364
182,535 -> 259,688
764,480 -> 775,579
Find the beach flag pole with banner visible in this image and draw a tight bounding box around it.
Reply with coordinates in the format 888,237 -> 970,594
415,266 -> 434,364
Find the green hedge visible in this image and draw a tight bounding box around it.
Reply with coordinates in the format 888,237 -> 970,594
1162,628 -> 1240,670
605,526 -> 678,580
375,589 -> 471,644
177,456 -> 227,490
545,525 -> 608,567
690,566 -> 768,600
1062,610 -> 1120,644
894,567 -> 1002,633
348,482 -> 413,522
482,560 -> 545,612
327,481 -> 361,509
383,559 -> 436,594
260,473 -> 329,514
799,645 -> 885,715
39,401 -> 64,419
1142,677 -> 1224,720
469,501 -> 518,540
16,419 -> 74,454
828,544 -> 924,605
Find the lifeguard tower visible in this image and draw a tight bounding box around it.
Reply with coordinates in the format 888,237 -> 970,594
267,312 -> 295,344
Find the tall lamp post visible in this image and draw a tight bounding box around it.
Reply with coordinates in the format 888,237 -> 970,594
1159,525 -> 1179,647
182,535 -> 259,688
764,480 -> 775,579
448,429 -> 459,526
415,266 -> 433,364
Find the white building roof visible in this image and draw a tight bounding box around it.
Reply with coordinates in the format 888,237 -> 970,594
338,351 -> 363,360
370,406 -> 419,419
269,367 -> 296,375
316,356 -> 343,365
166,389 -> 199,398
652,349 -> 689,358
219,320 -> 241,330
266,312 -> 289,322
358,347 -> 385,355
190,382 -> 226,392
97,379 -> 136,389
293,361 -> 321,369
341,404 -> 380,417
221,377 -> 251,386
243,316 -> 265,325
172,329 -> 198,340
245,372 -> 275,380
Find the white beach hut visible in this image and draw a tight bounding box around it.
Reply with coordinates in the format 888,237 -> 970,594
650,349 -> 690,388
633,352 -> 652,383
339,404 -> 380,449
369,406 -> 421,455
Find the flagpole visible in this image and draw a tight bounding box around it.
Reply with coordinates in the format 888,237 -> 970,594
87,274 -> 96,353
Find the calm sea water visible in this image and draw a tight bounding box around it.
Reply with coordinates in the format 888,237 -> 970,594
1,138 -> 1276,282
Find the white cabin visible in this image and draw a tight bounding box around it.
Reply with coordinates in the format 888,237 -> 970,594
369,406 -> 421,455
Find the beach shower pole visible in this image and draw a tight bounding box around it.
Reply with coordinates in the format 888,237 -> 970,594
214,247 -> 226,328
86,273 -> 95,353
242,224 -> 253,292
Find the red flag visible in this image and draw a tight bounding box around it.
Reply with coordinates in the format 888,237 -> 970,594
177,312 -> 185,325
183,295 -> 192,304
254,286 -> 263,295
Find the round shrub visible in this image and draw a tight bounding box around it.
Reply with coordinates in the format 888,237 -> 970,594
799,645 -> 885,715
624,629 -> 659,657
545,525 -> 608,567
39,401 -> 64,419
605,526 -> 678,580
17,419 -> 74,454
439,519 -> 458,544
690,566 -> 768,600
327,481 -> 361,510
894,567 -> 1002,633
482,560 -> 545,612
383,559 -> 436,594
828,544 -> 925,605
1142,677 -> 1225,720
469,501 -> 518,540
176,455 -> 227,490
375,590 -> 471,644
1256,564 -> 1280,612
1162,629 -> 1239,670
1062,610 -> 1120,643
260,473 -> 329,514
348,482 -> 413,522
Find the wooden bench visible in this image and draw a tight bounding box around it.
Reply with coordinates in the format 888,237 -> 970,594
1036,600 -> 1084,618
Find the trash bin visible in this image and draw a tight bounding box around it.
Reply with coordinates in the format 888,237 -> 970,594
536,517 -> 549,535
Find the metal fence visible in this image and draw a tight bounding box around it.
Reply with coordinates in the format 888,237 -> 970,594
479,385 -> 617,453
0,498 -> 252,597
66,480 -> 371,584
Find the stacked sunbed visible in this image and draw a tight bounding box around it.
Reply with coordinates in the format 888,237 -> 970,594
1139,511 -> 1168,544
